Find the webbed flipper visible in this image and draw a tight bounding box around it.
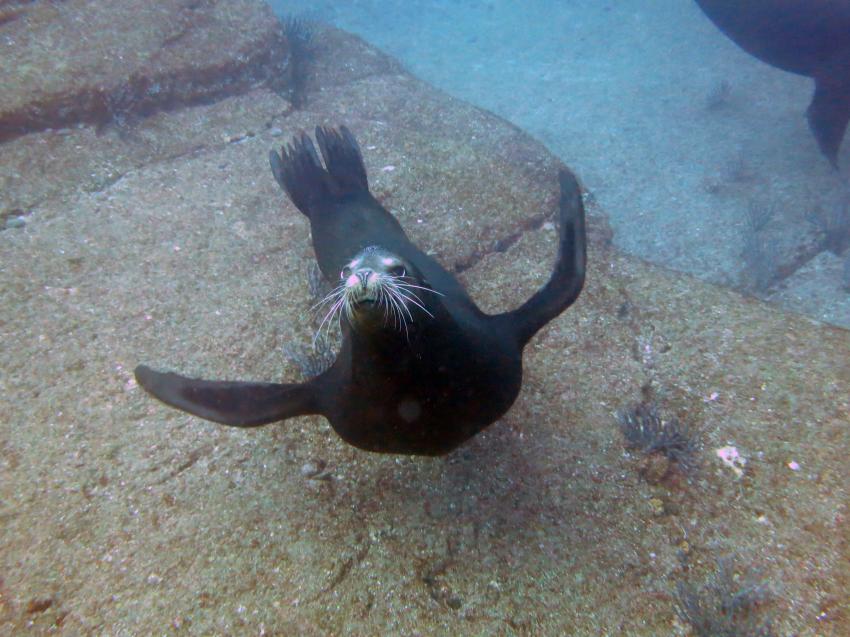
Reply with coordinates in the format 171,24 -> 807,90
501,169 -> 586,346
134,365 -> 321,427
268,131 -> 327,218
315,125 -> 369,193
269,125 -> 369,218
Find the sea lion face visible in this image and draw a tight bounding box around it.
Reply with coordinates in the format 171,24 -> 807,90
338,246 -> 433,331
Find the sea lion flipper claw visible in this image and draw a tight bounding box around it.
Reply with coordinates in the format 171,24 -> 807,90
134,365 -> 321,428
269,149 -> 286,191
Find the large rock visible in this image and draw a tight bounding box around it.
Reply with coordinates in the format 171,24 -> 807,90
0,0 -> 288,143
0,4 -> 846,636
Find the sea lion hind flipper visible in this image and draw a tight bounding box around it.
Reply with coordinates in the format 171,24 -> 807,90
268,148 -> 287,192
807,68 -> 850,168
315,125 -> 369,194
270,126 -> 370,217
500,168 -> 586,346
269,131 -> 329,217
134,365 -> 321,427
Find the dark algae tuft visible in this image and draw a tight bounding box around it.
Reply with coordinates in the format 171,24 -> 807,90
283,16 -> 315,108
282,265 -> 339,380
618,401 -> 701,475
844,254 -> 850,291
807,195 -> 850,256
283,334 -> 336,380
675,557 -> 776,637
739,199 -> 778,295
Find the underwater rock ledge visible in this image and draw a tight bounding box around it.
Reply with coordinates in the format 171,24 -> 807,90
0,0 -> 289,143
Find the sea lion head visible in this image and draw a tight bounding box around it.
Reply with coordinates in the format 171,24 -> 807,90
336,245 -> 436,332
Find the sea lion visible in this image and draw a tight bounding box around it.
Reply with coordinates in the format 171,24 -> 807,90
135,126 -> 586,456
694,0 -> 850,166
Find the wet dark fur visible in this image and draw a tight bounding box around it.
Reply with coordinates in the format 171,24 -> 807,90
135,126 -> 586,456
694,0 -> 850,166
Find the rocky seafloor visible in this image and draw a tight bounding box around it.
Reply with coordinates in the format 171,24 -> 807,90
1,1 -> 847,635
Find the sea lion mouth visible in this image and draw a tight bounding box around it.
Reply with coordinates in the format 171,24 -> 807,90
312,257 -> 443,340
349,289 -> 379,306
347,281 -> 421,330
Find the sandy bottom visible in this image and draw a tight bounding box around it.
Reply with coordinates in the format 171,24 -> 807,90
272,0 -> 850,327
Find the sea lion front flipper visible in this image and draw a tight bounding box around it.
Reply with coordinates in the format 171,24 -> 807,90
807,57 -> 850,167
134,365 -> 322,427
499,169 -> 586,346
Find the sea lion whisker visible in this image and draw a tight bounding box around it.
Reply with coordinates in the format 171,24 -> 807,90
318,296 -> 343,329
336,292 -> 357,336
314,294 -> 346,346
394,282 -> 444,297
381,288 -> 403,331
342,291 -> 356,324
309,284 -> 346,313
384,284 -> 415,323
378,286 -> 393,327
390,286 -> 433,318
313,303 -> 341,346
391,293 -> 412,342
387,296 -> 402,330
384,285 -> 413,335
383,285 -> 407,327
393,282 -> 441,316
387,290 -> 415,342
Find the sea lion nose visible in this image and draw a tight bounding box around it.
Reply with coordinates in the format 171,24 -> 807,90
356,270 -> 372,288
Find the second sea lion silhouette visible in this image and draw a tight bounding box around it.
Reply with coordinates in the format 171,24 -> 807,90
694,0 -> 850,166
135,126 -> 586,456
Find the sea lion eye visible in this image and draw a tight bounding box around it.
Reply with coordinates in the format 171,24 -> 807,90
389,265 -> 406,278
341,266 -> 351,280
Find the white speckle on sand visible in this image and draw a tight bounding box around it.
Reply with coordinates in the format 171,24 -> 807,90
715,445 -> 746,477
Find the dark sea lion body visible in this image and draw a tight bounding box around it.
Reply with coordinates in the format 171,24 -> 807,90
135,126 -> 586,456
694,0 -> 850,165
